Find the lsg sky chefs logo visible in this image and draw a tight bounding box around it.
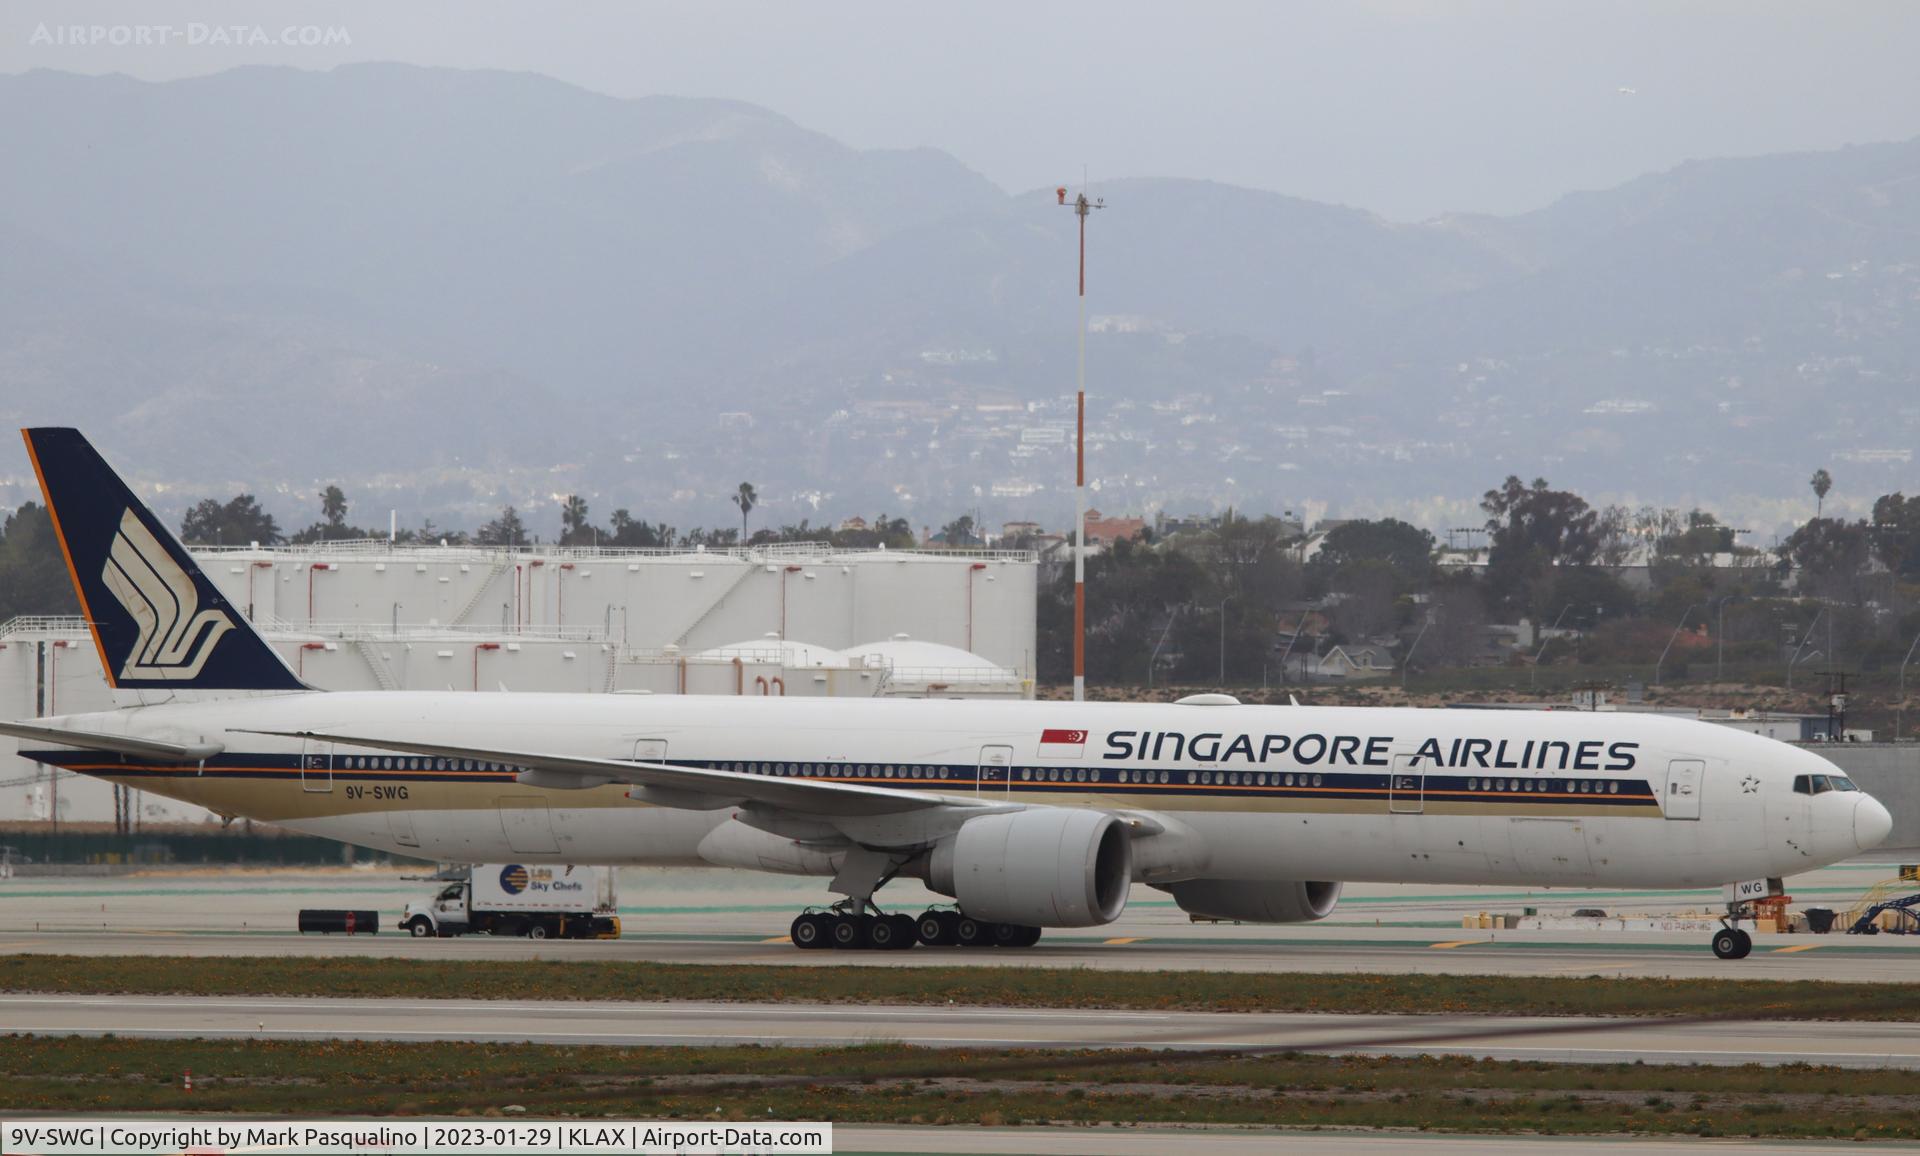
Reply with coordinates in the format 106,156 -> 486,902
28,23 -> 352,49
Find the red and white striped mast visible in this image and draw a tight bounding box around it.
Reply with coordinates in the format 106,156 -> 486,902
1057,181 -> 1103,702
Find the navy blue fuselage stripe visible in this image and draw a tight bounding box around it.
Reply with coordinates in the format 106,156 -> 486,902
24,749 -> 1662,805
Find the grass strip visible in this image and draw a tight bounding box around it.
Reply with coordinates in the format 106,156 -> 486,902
4,954 -> 1919,1021
4,1035 -> 1917,1139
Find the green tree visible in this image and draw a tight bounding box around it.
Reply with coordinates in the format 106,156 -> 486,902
731,483 -> 757,541
608,509 -> 675,548
559,494 -> 593,546
1481,476 -> 1598,613
1038,537 -> 1206,684
1811,468 -> 1833,518
321,485 -> 348,532
476,506 -> 529,547
1870,492 -> 1920,578
0,503 -> 81,619
290,485 -> 371,544
938,515 -> 980,546
180,494 -> 281,546
1309,518 -> 1434,591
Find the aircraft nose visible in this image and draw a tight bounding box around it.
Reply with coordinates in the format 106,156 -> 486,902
1855,795 -> 1894,851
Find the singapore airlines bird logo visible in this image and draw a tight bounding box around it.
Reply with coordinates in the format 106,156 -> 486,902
100,509 -> 232,680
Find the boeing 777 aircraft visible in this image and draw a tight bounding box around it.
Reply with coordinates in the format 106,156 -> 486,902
3,428 -> 1892,959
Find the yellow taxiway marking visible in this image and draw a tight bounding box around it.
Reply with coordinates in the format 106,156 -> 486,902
1428,940 -> 1481,949
1104,937 -> 1145,945
1772,943 -> 1825,953
762,936 -> 793,944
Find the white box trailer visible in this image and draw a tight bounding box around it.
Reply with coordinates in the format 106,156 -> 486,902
402,863 -> 619,939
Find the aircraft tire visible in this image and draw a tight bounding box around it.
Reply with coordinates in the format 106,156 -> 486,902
1711,928 -> 1743,960
990,921 -> 1028,948
831,914 -> 867,949
885,914 -> 918,950
917,911 -> 957,947
1732,929 -> 1752,958
791,913 -> 830,949
954,915 -> 995,947
866,915 -> 901,950
1012,924 -> 1044,947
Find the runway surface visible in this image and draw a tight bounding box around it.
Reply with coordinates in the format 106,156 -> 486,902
3,862 -> 1917,980
6,992 -> 1919,1068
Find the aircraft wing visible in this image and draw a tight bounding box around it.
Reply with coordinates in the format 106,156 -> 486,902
0,719 -> 224,763
238,728 -> 986,817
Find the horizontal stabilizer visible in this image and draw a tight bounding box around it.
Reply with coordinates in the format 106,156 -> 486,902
0,719 -> 223,763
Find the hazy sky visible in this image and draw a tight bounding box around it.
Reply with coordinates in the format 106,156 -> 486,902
7,1 -> 1920,220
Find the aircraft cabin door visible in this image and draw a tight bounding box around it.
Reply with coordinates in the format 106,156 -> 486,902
300,739 -> 333,793
976,744 -> 1014,793
1388,752 -> 1424,814
1665,760 -> 1704,821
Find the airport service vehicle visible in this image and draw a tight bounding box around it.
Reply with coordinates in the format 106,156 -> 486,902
402,863 -> 620,939
3,429 -> 1894,961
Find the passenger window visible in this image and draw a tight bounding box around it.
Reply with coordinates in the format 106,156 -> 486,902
1312,774 -> 1323,787
1186,772 -> 1196,784
1608,781 -> 1618,794
1468,778 -> 1478,791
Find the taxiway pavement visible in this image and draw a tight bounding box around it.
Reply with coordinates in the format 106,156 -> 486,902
4,992 -> 1918,1069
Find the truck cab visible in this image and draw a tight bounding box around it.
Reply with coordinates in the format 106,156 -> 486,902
405,882 -> 473,937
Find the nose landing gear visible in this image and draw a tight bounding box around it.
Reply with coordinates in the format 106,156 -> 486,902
1711,925 -> 1752,960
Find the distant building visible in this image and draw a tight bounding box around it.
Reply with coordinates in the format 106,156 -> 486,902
1084,509 -> 1146,547
837,515 -> 869,533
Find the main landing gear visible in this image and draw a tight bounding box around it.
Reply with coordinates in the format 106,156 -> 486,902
789,903 -> 1042,951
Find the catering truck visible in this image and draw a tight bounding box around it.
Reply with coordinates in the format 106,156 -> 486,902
401,863 -> 620,939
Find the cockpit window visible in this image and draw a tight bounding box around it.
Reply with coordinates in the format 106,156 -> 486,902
1831,776 -> 1859,792
1810,774 -> 1832,794
1795,774 -> 1839,795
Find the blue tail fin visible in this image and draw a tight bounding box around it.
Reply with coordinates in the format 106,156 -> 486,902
21,427 -> 307,694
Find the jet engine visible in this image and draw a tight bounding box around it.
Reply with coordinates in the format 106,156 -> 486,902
927,808 -> 1130,927
1156,878 -> 1342,923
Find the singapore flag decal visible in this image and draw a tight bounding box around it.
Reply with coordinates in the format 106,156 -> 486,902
1038,727 -> 1088,759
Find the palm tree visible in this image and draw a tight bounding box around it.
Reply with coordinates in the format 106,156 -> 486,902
1811,469 -> 1832,518
732,482 -> 757,541
560,494 -> 590,545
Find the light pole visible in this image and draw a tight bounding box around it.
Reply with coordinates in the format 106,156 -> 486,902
1530,603 -> 1573,692
1898,627 -> 1920,742
1786,608 -> 1823,692
1218,596 -> 1234,686
1403,611 -> 1434,689
1146,607 -> 1179,690
1058,182 -> 1104,703
1711,594 -> 1737,682
1654,603 -> 1701,687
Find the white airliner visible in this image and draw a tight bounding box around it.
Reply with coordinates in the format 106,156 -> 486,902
3,429 -> 1893,960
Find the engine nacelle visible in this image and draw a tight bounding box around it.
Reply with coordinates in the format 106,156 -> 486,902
928,808 -> 1130,927
1156,878 -> 1342,923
